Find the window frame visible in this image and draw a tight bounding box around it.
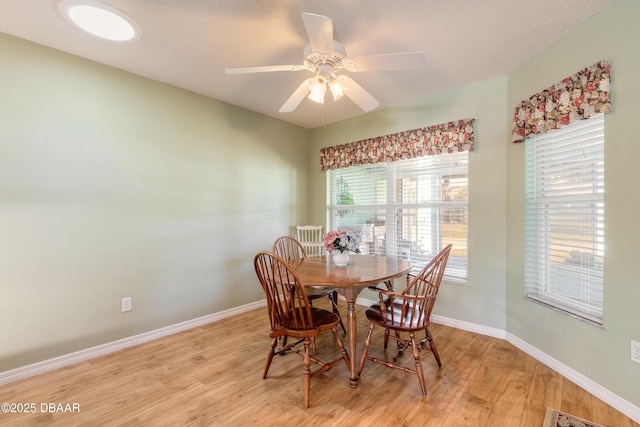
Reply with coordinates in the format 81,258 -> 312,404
326,152 -> 469,285
523,114 -> 605,324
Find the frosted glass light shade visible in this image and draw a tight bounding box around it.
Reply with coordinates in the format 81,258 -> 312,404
60,0 -> 140,42
307,77 -> 327,104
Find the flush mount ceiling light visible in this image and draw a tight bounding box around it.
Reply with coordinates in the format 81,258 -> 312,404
59,0 -> 140,42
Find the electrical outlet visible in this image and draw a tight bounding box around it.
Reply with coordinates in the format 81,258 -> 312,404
631,340 -> 640,364
121,297 -> 132,312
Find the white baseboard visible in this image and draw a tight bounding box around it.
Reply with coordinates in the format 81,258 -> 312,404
1,298 -> 638,423
356,296 -> 638,422
0,300 -> 266,387
356,296 -> 506,339
431,313 -> 506,339
505,332 -> 640,423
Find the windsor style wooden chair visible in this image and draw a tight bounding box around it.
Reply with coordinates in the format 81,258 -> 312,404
272,236 -> 346,334
254,251 -> 350,408
358,244 -> 452,396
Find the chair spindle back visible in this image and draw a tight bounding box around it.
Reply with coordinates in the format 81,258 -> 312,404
272,236 -> 307,262
388,244 -> 452,328
254,251 -> 315,333
296,225 -> 325,257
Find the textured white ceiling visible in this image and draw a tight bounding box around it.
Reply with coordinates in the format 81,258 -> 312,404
0,0 -> 611,128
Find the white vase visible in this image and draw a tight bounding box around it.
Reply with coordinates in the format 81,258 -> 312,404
333,251 -> 349,266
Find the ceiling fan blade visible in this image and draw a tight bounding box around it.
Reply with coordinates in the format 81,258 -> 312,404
345,52 -> 427,72
301,13 -> 334,54
279,78 -> 313,113
225,64 -> 305,74
342,76 -> 379,112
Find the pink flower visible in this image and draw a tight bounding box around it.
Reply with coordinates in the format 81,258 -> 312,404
323,230 -> 346,253
323,229 -> 361,254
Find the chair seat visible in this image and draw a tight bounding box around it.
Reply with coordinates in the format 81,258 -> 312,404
306,286 -> 346,335
276,307 -> 340,337
365,301 -> 430,331
305,286 -> 334,299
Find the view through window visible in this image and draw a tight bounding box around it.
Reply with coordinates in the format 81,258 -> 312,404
326,152 -> 468,284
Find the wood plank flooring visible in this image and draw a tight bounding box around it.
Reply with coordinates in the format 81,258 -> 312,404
0,300 -> 637,426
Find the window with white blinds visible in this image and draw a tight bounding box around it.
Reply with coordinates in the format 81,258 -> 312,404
326,152 -> 468,285
524,114 -> 605,323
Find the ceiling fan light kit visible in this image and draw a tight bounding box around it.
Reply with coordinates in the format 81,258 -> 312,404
329,75 -> 349,101
225,13 -> 426,114
305,64 -> 349,104
307,76 -> 327,104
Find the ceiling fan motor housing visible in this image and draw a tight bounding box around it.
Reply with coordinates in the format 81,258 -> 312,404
303,41 -> 346,75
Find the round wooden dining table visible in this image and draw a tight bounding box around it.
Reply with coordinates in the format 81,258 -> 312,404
289,254 -> 413,388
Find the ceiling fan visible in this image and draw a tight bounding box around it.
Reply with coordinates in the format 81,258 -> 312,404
225,13 -> 427,113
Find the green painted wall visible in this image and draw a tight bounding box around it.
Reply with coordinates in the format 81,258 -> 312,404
308,0 -> 639,409
506,0 -> 640,406
2,0 -> 638,410
309,76 -> 509,330
0,33 -> 310,371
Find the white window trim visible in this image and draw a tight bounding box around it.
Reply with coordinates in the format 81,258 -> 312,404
524,114 -> 605,324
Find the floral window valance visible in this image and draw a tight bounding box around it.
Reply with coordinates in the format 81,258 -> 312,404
512,60 -> 611,143
319,119 -> 475,171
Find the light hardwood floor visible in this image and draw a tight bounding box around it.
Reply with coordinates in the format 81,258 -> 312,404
0,300 -> 637,426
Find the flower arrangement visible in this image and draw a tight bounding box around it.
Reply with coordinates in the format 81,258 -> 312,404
323,229 -> 361,254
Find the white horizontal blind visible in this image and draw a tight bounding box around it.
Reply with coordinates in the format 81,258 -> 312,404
524,114 -> 605,323
326,152 -> 468,284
